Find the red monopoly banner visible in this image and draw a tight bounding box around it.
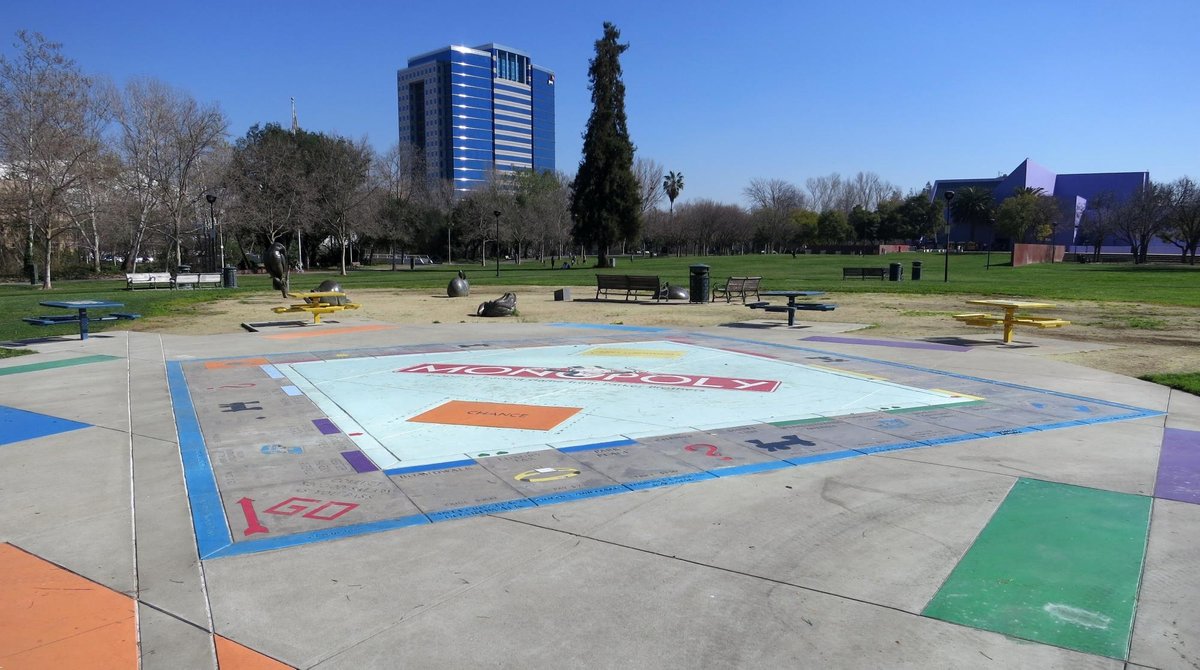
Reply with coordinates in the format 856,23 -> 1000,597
395,363 -> 780,392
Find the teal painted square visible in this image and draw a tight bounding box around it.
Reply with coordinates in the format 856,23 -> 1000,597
923,478 -> 1151,659
0,405 -> 91,445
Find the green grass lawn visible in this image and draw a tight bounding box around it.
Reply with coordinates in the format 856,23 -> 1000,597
1,251 -> 1197,345
1139,373 -> 1200,396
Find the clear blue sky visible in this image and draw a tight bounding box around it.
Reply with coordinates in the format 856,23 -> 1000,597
5,0 -> 1197,207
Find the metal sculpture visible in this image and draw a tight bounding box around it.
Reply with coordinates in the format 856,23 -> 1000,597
314,279 -> 349,305
661,283 -> 689,301
476,292 -> 517,317
264,242 -> 290,297
448,270 -> 470,297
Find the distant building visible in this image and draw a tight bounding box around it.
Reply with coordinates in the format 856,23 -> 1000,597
931,158 -> 1149,249
397,44 -> 555,193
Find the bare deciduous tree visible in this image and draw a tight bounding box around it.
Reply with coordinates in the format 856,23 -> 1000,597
633,156 -> 664,215
744,177 -> 804,252
0,30 -> 105,287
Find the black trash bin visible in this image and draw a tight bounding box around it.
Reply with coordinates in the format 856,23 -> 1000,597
911,261 -> 922,281
222,265 -> 238,288
689,264 -> 710,303
888,262 -> 903,281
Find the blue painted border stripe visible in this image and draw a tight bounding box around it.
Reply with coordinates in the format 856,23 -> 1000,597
784,449 -> 861,466
855,441 -> 924,455
549,323 -> 668,333
205,514 -> 431,559
167,361 -> 232,557
428,499 -> 537,521
384,459 -> 478,476
977,426 -> 1040,438
529,485 -> 628,506
557,438 -> 639,453
625,472 -> 716,490
918,433 -> 985,447
711,461 -> 794,477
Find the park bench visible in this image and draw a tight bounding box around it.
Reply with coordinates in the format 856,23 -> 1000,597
842,267 -> 886,280
126,272 -> 172,289
171,272 -> 223,289
711,276 -> 762,303
594,274 -> 663,301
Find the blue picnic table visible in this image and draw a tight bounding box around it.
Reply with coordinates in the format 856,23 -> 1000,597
748,290 -> 836,327
24,300 -> 140,340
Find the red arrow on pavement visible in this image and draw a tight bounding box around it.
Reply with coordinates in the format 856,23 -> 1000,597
237,497 -> 270,536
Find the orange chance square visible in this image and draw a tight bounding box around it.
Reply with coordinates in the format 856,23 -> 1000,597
409,401 -> 582,430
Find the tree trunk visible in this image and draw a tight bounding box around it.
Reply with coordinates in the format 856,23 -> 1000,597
41,226 -> 53,289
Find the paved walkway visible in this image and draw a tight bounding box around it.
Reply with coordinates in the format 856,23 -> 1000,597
1,319 -> 1197,669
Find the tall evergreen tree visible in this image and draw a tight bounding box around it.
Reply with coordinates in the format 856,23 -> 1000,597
571,22 -> 640,267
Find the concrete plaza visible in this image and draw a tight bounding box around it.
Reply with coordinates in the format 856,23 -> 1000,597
1,316 -> 1197,669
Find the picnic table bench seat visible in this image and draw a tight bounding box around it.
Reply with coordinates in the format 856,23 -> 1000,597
842,267 -> 886,280
748,302 -> 837,313
711,276 -> 762,303
595,274 -> 663,301
23,312 -> 141,326
952,313 -> 1069,329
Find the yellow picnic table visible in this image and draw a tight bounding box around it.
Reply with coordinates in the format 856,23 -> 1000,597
954,299 -> 1070,343
272,291 -> 360,324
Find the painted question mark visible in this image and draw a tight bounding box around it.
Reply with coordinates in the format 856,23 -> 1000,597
684,443 -> 733,461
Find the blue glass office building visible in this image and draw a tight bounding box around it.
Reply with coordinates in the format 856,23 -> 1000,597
397,44 -> 555,193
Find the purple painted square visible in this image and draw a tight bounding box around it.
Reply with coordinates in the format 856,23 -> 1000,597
312,418 -> 340,435
341,450 -> 379,473
1155,427 -> 1200,504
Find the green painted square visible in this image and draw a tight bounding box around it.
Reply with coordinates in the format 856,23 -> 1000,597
923,478 -> 1151,659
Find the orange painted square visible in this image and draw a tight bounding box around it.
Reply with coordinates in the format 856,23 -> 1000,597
0,543 -> 137,668
409,401 -> 581,430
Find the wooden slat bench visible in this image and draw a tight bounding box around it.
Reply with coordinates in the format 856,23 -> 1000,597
171,272 -> 223,289
595,274 -> 663,301
842,267 -> 886,280
711,276 -> 762,303
126,272 -> 172,289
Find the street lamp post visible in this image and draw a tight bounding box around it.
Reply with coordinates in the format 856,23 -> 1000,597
943,190 -> 955,283
493,210 -> 501,278
205,194 -> 218,272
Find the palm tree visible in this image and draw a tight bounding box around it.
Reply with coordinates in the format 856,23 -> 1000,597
663,171 -> 684,215
950,186 -> 995,243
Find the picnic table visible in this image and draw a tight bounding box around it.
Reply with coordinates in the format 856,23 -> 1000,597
954,299 -> 1070,343
748,290 -> 836,327
271,291 -> 360,324
24,300 -> 141,340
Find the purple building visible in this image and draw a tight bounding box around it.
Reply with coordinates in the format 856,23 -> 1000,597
931,158 -> 1150,250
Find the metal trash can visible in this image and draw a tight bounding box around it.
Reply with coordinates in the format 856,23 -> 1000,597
689,264 -> 710,303
222,265 -> 238,288
911,261 -> 922,281
888,262 -> 903,281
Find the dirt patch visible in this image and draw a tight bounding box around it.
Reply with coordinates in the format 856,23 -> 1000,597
139,286 -> 1200,378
